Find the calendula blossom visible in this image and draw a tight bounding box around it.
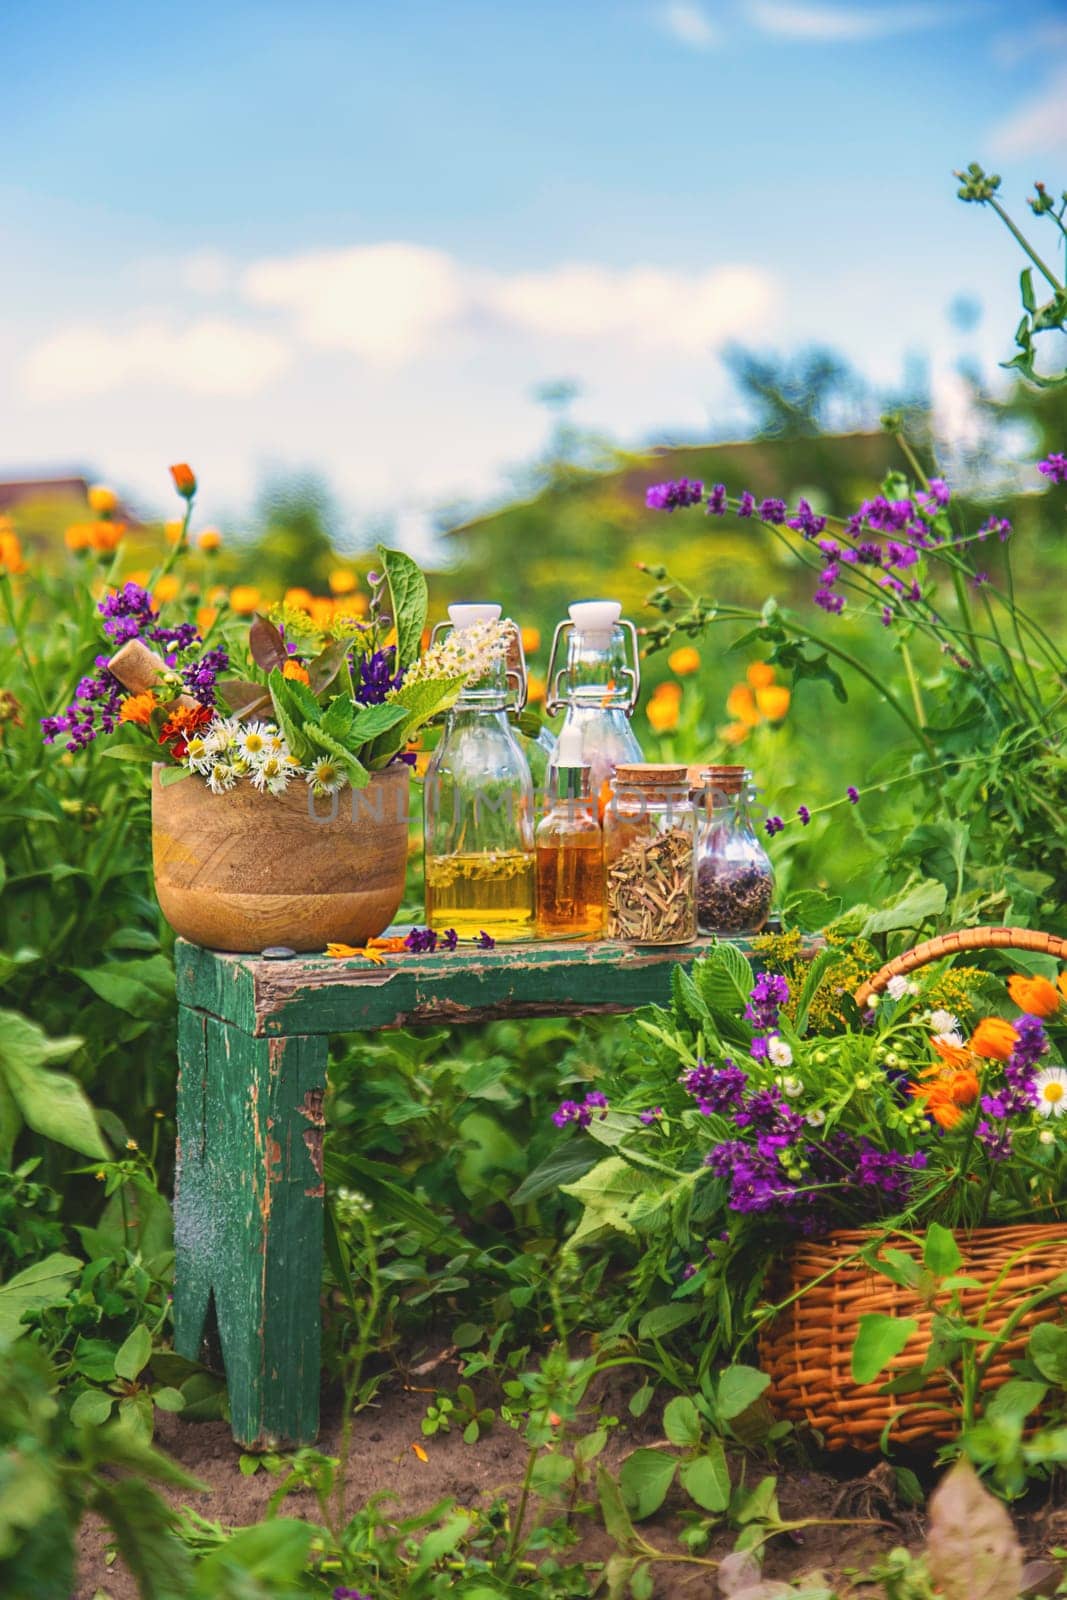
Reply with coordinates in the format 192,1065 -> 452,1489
1007,973 -> 1061,1018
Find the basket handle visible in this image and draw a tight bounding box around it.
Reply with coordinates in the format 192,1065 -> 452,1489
853,925 -> 1067,1009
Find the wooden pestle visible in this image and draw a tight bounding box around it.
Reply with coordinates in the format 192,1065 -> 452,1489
108,637 -> 200,709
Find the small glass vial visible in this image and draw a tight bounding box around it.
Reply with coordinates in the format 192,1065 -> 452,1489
604,764 -> 696,945
545,600 -> 643,810
535,724 -> 604,940
695,766 -> 774,935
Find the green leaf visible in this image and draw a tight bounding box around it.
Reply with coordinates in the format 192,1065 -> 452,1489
662,1396 -> 702,1448
91,1479 -> 191,1600
367,676 -> 466,766
307,640 -> 350,696
511,1136 -> 600,1203
0,1010 -> 104,1158
717,1365 -> 770,1421
782,889 -> 842,933
597,1464 -> 636,1547
377,543 -> 428,668
267,672 -> 312,762
411,1512 -> 471,1577
984,1379 -> 1048,1428
561,1156 -> 648,1247
157,764 -> 192,788
0,1253 -> 82,1346
114,1324 -> 153,1382
1029,1322 -> 1067,1386
70,1389 -> 114,1428
629,1381 -> 654,1418
693,945 -> 753,1017
637,1303 -> 699,1340
152,1387 -> 186,1414
852,1312 -> 919,1385
349,701 -> 409,742
99,742 -> 160,763
193,1518 -> 313,1590
619,1448 -> 677,1520
861,879 -> 947,937
72,956 -> 175,1019
679,1438 -> 730,1512
924,1223 -> 962,1278
305,722 -> 370,788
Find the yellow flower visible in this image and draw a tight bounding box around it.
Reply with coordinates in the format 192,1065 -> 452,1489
125,1138 -> 138,1151
197,605 -> 219,634
119,692 -> 157,727
154,574 -> 181,603
329,569 -> 357,595
334,593 -> 369,619
647,691 -> 680,733
756,684 -> 791,722
527,673 -> 546,704
65,523 -> 92,552
725,684 -> 760,726
164,519 -> 185,545
88,484 -> 119,515
721,721 -> 750,746
90,521 -> 125,553
655,680 -> 682,704
198,526 -> 222,552
1007,974 -> 1061,1019
0,532 -> 25,574
310,598 -> 335,627
746,661 -> 776,689
282,660 -> 311,685
229,585 -> 261,615
125,569 -> 150,587
325,942 -> 387,964
521,626 -> 541,654
284,587 -> 314,611
668,645 -> 701,676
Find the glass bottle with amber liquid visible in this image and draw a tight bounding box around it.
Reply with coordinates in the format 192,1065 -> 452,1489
424,603 -> 536,942
535,724 -> 604,939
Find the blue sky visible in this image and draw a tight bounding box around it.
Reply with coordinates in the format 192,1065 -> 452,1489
3,0 -> 1066,548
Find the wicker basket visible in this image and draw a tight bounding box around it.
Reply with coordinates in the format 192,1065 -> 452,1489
761,925 -> 1067,1453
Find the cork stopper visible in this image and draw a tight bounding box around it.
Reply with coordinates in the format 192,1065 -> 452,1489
614,763 -> 688,787
107,637 -> 199,708
699,764 -> 748,793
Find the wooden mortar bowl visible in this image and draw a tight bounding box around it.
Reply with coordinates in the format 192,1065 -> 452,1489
152,762 -> 410,952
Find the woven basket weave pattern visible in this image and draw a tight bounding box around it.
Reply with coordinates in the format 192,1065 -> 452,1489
763,925 -> 1067,1451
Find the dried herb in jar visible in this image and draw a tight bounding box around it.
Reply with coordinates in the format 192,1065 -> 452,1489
696,858 -> 773,935
606,826 -> 696,945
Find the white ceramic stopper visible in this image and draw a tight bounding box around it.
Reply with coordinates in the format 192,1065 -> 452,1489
555,721 -> 585,768
448,602 -> 502,631
569,599 -> 621,646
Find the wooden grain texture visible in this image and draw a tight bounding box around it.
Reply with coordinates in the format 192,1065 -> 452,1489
153,763 -> 410,953
174,1005 -> 328,1448
176,931 -> 780,1037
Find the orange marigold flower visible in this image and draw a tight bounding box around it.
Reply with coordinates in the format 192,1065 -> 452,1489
154,574 -> 181,603
198,527 -> 222,552
527,674 -> 546,704
170,463 -> 197,499
229,585 -> 261,615
368,936 -> 409,953
655,680 -> 683,704
328,569 -> 357,595
88,484 -> 119,515
284,587 -> 314,611
746,661 -> 776,689
756,684 -> 791,721
647,692 -> 680,733
119,692 -> 157,727
668,645 -> 701,676
65,523 -> 92,552
282,660 -> 311,685
325,942 -> 387,964
197,605 -> 219,634
1060,972 -> 1067,1004
930,1034 -> 970,1070
969,1017 -> 1019,1061
159,704 -> 213,744
721,721 -> 750,746
90,521 -> 125,553
1007,973 -> 1061,1019
725,684 -> 760,726
0,532 -> 25,574
521,625 -> 541,654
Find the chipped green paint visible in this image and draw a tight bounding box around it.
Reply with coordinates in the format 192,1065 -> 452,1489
174,930 -> 801,1448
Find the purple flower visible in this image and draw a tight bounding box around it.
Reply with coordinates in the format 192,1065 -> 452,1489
639,1106 -> 664,1124
356,646 -> 404,704
681,1263 -> 697,1281
404,926 -> 438,953
880,606 -> 893,627
1011,1013 -> 1049,1071
1037,452 -> 1067,484
813,587 -> 845,614
797,805 -> 810,825
846,786 -> 860,803
917,478 -> 951,514
744,972 -> 789,1032
971,571 -> 989,588
440,928 -> 459,951
886,540 -> 919,569
977,1120 -> 1012,1162
706,483 -> 727,516
98,581 -> 158,643
977,515 -> 1012,542
758,497 -> 787,525
858,496 -> 916,535
552,1090 -> 609,1130
646,478 -> 704,512
182,645 -> 229,706
474,930 -> 495,949
816,537 -> 841,558
737,491 -> 756,518
788,499 -> 827,539
333,1589 -> 371,1600
682,1059 -> 746,1114
764,815 -> 785,836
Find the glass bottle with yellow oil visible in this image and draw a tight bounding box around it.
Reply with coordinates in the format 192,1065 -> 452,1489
535,723 -> 605,940
423,603 -> 536,941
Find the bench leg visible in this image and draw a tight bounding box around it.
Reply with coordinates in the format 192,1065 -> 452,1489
174,1004 -> 328,1449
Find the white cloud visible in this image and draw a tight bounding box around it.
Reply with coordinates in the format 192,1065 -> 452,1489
989,66 -> 1067,157
488,263 -> 775,351
242,242 -> 466,364
660,2 -> 719,48
182,250 -> 233,296
22,317 -> 290,399
746,1 -> 957,40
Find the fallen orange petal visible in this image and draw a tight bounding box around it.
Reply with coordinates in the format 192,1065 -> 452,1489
325,943 -> 388,963
412,1442 -> 428,1462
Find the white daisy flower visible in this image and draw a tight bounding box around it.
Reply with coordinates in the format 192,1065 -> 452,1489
207,761 -> 238,794
930,1008 -> 960,1035
806,1108 -> 826,1128
886,974 -> 919,1001
206,717 -> 242,757
264,730 -> 289,757
184,734 -> 215,774
1039,1128 -> 1056,1146
230,756 -> 254,778
781,1074 -> 803,1098
239,722 -> 272,762
767,1037 -> 793,1068
932,1031 -> 966,1051
251,754 -> 290,795
306,757 -> 347,796
1034,1067 -> 1067,1118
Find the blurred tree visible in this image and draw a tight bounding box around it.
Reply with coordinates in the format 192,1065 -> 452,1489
722,343 -> 869,438
248,472 -> 339,591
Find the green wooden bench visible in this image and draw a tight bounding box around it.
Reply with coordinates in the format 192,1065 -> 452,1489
173,933 -> 771,1448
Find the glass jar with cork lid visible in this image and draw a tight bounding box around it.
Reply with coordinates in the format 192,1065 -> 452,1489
603,764 -> 697,945
694,765 -> 774,935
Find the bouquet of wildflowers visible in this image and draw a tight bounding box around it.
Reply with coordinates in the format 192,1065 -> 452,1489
548,944 -> 1067,1350
42,470 -> 510,799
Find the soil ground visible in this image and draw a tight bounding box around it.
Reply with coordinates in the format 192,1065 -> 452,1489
74,1374 -> 1067,1599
